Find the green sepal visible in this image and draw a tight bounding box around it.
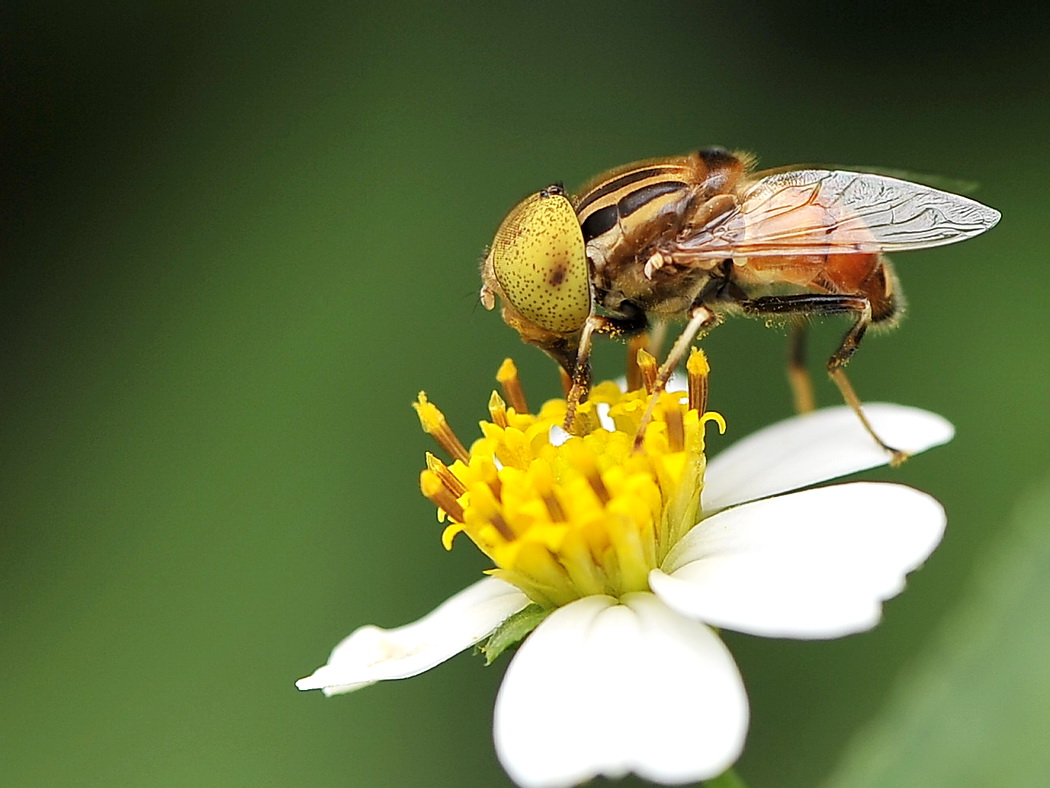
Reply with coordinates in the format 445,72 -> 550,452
477,604 -> 550,665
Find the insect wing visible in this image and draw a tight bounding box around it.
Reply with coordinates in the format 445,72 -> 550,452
670,169 -> 1001,258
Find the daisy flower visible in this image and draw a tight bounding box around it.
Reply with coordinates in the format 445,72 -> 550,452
296,351 -> 951,787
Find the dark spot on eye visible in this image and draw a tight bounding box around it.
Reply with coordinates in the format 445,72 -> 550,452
548,261 -> 567,287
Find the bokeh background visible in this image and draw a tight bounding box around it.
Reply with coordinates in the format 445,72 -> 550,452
4,3 -> 1049,786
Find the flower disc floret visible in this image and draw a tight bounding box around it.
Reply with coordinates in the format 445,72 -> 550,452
417,354 -> 723,608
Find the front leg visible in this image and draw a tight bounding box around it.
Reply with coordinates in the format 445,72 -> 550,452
563,304 -> 649,433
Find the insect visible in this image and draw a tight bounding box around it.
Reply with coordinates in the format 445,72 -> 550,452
479,148 -> 1000,463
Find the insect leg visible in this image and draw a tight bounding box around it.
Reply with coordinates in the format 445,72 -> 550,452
632,304 -> 719,451
562,316 -> 598,430
788,318 -> 816,413
564,306 -> 648,432
741,294 -> 907,465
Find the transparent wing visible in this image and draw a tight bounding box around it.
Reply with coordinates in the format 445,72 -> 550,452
747,162 -> 981,195
667,169 -> 1001,259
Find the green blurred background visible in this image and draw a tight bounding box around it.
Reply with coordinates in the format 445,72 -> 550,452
3,3 -> 1048,786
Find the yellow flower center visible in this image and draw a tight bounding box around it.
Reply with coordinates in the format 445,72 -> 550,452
416,349 -> 724,608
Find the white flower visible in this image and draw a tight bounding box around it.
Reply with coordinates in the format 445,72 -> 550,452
297,361 -> 951,788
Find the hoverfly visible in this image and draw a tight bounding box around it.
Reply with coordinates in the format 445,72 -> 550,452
480,148 -> 1000,463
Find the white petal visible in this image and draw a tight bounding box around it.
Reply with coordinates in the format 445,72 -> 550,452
494,593 -> 748,787
653,483 -> 945,639
296,577 -> 529,696
702,404 -> 954,512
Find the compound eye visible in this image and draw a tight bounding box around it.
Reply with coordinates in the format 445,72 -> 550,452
488,186 -> 591,334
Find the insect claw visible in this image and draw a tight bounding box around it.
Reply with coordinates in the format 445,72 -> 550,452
888,448 -> 910,467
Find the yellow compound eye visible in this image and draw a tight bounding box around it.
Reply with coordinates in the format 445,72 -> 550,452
488,185 -> 591,334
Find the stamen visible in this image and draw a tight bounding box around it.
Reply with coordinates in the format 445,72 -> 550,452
665,406 -> 685,453
414,393 -> 470,464
469,483 -> 516,542
532,464 -> 566,521
565,440 -> 610,504
542,492 -> 566,522
477,455 -> 503,498
496,358 -> 529,414
687,348 -> 710,414
488,391 -> 509,428
419,469 -> 466,522
626,333 -> 649,392
489,511 -> 514,541
425,452 -> 466,498
636,349 -> 658,393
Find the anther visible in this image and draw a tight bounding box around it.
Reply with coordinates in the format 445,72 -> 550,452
425,452 -> 466,498
475,455 -> 503,499
419,469 -> 466,522
636,349 -> 658,393
665,406 -> 685,453
565,441 -> 611,504
489,511 -> 514,541
496,358 -> 529,414
585,469 -> 611,505
626,334 -> 649,392
488,391 -> 509,428
470,483 -> 515,541
414,393 -> 470,464
542,491 -> 565,521
532,464 -> 566,521
687,348 -> 710,414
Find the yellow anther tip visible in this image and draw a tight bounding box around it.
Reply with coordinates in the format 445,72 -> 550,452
413,393 -> 444,432
419,469 -> 444,496
687,347 -> 710,375
496,358 -> 518,383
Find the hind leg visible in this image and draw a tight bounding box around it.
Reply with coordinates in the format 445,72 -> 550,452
742,294 -> 907,465
788,318 -> 816,413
